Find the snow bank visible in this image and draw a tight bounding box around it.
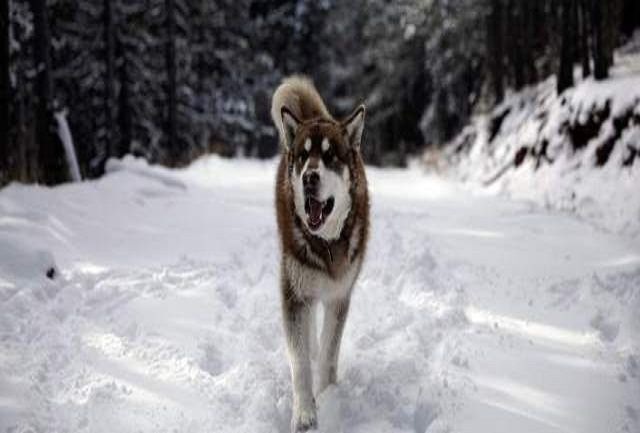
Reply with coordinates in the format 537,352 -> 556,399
0,238 -> 57,283
437,49 -> 640,237
105,155 -> 187,190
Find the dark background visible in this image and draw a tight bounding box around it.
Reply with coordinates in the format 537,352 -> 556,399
1,0 -> 639,185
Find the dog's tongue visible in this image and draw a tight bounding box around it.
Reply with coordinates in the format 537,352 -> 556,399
307,198 -> 323,224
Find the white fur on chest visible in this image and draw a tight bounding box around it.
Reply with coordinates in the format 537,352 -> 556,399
284,254 -> 361,302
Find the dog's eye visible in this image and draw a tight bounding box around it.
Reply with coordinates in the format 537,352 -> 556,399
298,150 -> 308,162
323,149 -> 335,164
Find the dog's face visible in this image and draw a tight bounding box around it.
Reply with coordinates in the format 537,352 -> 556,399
282,106 -> 365,241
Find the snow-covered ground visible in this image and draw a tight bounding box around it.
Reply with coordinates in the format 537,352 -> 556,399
1,156 -> 639,433
437,40 -> 640,238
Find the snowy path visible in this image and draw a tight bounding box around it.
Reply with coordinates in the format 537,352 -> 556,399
1,157 -> 638,433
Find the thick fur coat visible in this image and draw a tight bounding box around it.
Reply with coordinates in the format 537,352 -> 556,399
272,76 -> 369,431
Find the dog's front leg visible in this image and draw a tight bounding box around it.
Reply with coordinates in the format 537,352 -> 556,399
283,284 -> 317,431
317,297 -> 350,394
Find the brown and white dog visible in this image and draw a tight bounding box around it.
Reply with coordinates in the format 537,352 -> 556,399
272,76 -> 369,432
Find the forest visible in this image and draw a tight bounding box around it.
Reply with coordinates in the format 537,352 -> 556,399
2,2 -> 640,432
1,0 -> 640,185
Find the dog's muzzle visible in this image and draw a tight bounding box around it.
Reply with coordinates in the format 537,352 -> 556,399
302,171 -> 335,231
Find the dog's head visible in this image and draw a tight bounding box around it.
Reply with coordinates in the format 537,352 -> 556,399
281,105 -> 365,240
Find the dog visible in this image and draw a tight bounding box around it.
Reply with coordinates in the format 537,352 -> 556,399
272,76 -> 369,431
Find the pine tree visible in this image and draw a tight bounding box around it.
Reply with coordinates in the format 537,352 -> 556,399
3,0 -> 640,180
31,0 -> 67,184
592,0 -> 609,80
620,0 -> 640,38
0,0 -> 8,184
558,0 -> 576,94
522,0 -> 537,85
507,0 -> 525,90
487,0 -> 505,103
115,0 -> 165,161
104,0 -> 116,159
578,0 -> 591,78
165,0 -> 178,165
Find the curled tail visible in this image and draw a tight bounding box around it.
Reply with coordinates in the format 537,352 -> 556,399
271,75 -> 332,149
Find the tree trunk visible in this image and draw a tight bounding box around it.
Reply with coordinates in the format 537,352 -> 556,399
558,0 -> 575,94
508,0 -> 525,90
592,0 -> 608,80
604,0 -> 621,68
0,0 -> 9,185
487,0 -> 504,104
522,0 -> 537,85
572,0 -> 581,63
116,40 -> 132,159
165,0 -> 178,165
578,0 -> 591,78
104,0 -> 116,158
621,0 -> 640,37
31,0 -> 66,184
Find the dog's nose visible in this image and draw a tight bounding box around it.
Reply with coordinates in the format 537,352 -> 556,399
303,171 -> 319,191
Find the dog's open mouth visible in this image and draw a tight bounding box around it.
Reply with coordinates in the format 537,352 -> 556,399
304,196 -> 334,231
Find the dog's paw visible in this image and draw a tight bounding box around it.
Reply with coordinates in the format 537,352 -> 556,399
291,402 -> 318,432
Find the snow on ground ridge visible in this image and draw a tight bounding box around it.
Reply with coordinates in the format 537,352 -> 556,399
439,46 -> 640,238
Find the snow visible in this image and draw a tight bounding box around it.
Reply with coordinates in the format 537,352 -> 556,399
442,48 -> 640,238
1,156 -> 639,433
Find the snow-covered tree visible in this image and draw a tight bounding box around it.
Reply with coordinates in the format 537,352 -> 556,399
4,0 -> 640,184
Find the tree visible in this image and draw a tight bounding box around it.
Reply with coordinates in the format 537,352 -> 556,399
0,0 -> 9,184
116,39 -> 132,160
2,0 -> 639,182
164,0 -> 178,165
522,0 -> 537,85
507,0 -> 525,90
487,0 -> 505,103
592,0 -> 609,80
115,0 -> 165,162
423,0 -> 485,146
104,0 -> 116,158
578,0 -> 591,78
31,0 -> 67,184
620,0 -> 640,38
558,0 -> 576,94
604,1 -> 621,68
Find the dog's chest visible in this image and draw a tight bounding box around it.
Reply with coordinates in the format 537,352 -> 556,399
284,254 -> 361,302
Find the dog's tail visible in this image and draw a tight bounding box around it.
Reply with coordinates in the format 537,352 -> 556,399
271,75 -> 332,148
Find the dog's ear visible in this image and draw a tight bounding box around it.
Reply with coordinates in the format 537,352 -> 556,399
343,105 -> 365,149
281,107 -> 300,150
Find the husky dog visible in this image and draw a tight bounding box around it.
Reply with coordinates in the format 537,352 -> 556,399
272,76 -> 369,432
